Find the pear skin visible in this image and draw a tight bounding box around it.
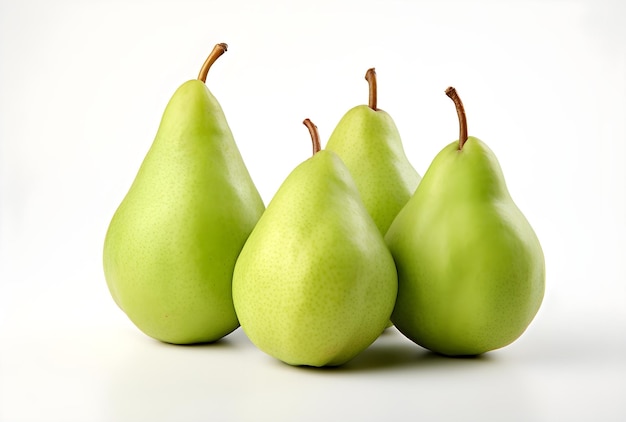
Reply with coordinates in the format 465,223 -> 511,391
385,87 -> 545,356
103,44 -> 265,344
232,120 -> 398,367
326,68 -> 420,235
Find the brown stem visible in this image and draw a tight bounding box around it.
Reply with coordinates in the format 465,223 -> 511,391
197,43 -> 228,83
445,86 -> 468,150
303,119 -> 321,155
365,68 -> 377,110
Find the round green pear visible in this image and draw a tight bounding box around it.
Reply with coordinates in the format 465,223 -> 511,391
325,68 -> 421,235
385,87 -> 545,356
232,120 -> 398,367
103,44 -> 265,344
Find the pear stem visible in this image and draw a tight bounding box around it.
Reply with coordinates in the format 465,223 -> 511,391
197,43 -> 228,83
365,68 -> 377,110
445,86 -> 468,150
303,119 -> 321,155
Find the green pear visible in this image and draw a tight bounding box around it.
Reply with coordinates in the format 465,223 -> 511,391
232,120 -> 398,367
325,68 -> 421,235
385,87 -> 545,356
103,44 -> 265,344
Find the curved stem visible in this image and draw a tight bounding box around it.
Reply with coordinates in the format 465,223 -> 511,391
303,119 -> 321,155
197,43 -> 228,83
365,68 -> 377,110
445,87 -> 468,150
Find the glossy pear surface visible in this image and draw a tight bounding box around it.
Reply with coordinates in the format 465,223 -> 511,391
385,137 -> 545,356
103,79 -> 264,344
326,105 -> 421,234
232,149 -> 397,367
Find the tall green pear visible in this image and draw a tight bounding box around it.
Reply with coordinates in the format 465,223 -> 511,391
232,120 -> 398,367
103,44 -> 265,344
325,68 -> 421,235
385,87 -> 545,356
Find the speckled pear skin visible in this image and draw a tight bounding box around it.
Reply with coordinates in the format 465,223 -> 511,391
103,79 -> 265,344
325,105 -> 421,235
232,149 -> 398,367
385,137 -> 545,356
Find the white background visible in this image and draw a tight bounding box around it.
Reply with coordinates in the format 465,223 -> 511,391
1,0 -> 625,421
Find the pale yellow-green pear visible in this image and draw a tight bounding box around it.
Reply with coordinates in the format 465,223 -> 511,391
326,68 -> 420,235
386,87 -> 545,356
103,44 -> 265,344
233,120 -> 397,367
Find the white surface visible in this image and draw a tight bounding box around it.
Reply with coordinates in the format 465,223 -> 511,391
1,0 -> 625,421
